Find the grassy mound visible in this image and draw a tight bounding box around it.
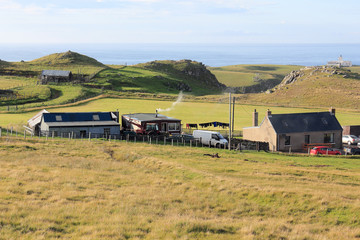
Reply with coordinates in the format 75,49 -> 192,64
31,51 -> 106,68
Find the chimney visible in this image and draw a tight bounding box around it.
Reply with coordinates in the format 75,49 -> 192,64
330,107 -> 335,116
266,109 -> 272,117
253,109 -> 258,127
155,109 -> 158,118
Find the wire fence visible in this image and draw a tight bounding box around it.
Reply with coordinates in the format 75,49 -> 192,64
0,127 -> 266,151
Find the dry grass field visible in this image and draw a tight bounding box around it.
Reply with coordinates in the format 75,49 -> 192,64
1,137 -> 360,239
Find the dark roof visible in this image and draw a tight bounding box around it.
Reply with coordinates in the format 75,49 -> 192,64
268,112 -> 343,134
41,70 -> 71,77
43,112 -> 118,124
122,113 -> 181,122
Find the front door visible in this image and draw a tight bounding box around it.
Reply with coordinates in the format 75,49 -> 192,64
161,123 -> 167,132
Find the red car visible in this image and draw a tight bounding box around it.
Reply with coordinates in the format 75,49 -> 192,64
310,146 -> 341,155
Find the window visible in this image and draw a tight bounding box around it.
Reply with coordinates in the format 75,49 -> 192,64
168,122 -> 180,131
55,115 -> 62,121
146,123 -> 158,131
305,135 -> 310,144
324,133 -> 334,143
93,114 -> 100,121
212,134 -> 220,140
285,136 -> 291,146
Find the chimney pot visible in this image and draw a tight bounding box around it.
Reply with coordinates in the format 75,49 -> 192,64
253,109 -> 258,127
330,107 -> 335,116
266,109 -> 272,117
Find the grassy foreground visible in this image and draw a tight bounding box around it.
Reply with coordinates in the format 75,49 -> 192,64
1,137 -> 360,239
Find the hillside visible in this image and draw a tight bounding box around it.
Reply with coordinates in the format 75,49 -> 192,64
209,64 -> 302,93
88,60 -> 226,95
2,137 -> 360,239
238,66 -> 360,109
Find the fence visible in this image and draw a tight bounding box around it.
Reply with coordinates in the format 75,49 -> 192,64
0,126 -> 268,153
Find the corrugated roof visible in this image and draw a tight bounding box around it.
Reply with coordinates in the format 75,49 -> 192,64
43,112 -> 118,123
268,112 -> 343,134
122,113 -> 181,122
41,70 -> 71,77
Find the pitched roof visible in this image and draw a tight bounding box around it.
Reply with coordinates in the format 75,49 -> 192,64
41,70 -> 71,77
43,112 -> 119,125
268,112 -> 343,134
28,109 -> 49,128
122,113 -> 180,122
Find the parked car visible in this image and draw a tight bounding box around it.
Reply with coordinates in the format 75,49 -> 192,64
343,147 -> 360,155
342,135 -> 360,145
310,146 -> 342,155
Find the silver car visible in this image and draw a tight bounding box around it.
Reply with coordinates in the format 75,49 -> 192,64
342,135 -> 360,145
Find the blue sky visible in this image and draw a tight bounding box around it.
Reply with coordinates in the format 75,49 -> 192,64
1,0 -> 359,44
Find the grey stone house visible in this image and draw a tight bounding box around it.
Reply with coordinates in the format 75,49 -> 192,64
243,109 -> 343,152
40,70 -> 73,84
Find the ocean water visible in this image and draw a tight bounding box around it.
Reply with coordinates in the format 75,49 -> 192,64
0,43 -> 359,67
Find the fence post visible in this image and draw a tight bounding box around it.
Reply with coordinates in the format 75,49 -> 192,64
52,131 -> 54,139
164,136 -> 166,145
0,128 -> 2,137
89,132 -> 91,141
190,140 -> 192,148
16,131 -> 17,137
109,135 -> 111,142
39,131 -> 41,139
134,136 -> 136,143
69,133 -> 71,140
149,137 -> 151,145
171,139 -> 173,146
46,133 -> 48,141
11,127 -> 13,135
24,130 -> 26,139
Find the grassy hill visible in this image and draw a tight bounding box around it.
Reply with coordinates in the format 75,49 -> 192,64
209,64 -> 302,93
1,137 -> 360,239
88,60 -> 226,95
234,66 -> 360,109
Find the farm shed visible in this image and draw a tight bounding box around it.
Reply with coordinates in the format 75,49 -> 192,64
38,112 -> 120,138
40,70 -> 73,84
122,113 -> 181,135
243,109 -> 343,152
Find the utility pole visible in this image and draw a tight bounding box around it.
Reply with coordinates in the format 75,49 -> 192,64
229,92 -> 232,150
232,96 -> 235,136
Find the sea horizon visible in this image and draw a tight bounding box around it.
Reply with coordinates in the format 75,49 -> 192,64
0,43 -> 359,67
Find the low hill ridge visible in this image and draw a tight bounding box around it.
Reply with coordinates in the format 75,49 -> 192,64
242,66 -> 360,109
31,51 -> 106,67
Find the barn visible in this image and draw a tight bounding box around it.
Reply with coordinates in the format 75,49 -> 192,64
38,112 -> 120,138
40,70 -> 73,84
122,113 -> 181,135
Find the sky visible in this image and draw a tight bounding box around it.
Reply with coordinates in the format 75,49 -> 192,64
0,0 -> 359,44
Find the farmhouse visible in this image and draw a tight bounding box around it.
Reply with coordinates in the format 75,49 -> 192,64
122,113 -> 181,135
243,109 -> 343,152
31,111 -> 120,138
327,55 -> 352,67
40,70 -> 73,84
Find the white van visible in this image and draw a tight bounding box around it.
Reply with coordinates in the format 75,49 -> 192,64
193,130 -> 228,148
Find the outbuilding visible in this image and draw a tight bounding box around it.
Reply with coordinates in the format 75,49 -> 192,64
122,113 -> 181,135
243,108 -> 343,152
40,70 -> 73,84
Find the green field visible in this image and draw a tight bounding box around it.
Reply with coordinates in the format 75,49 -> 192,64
1,137 -> 360,239
210,64 -> 302,88
1,97 -> 360,133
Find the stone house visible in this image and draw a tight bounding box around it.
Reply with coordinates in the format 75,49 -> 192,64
243,109 -> 343,152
